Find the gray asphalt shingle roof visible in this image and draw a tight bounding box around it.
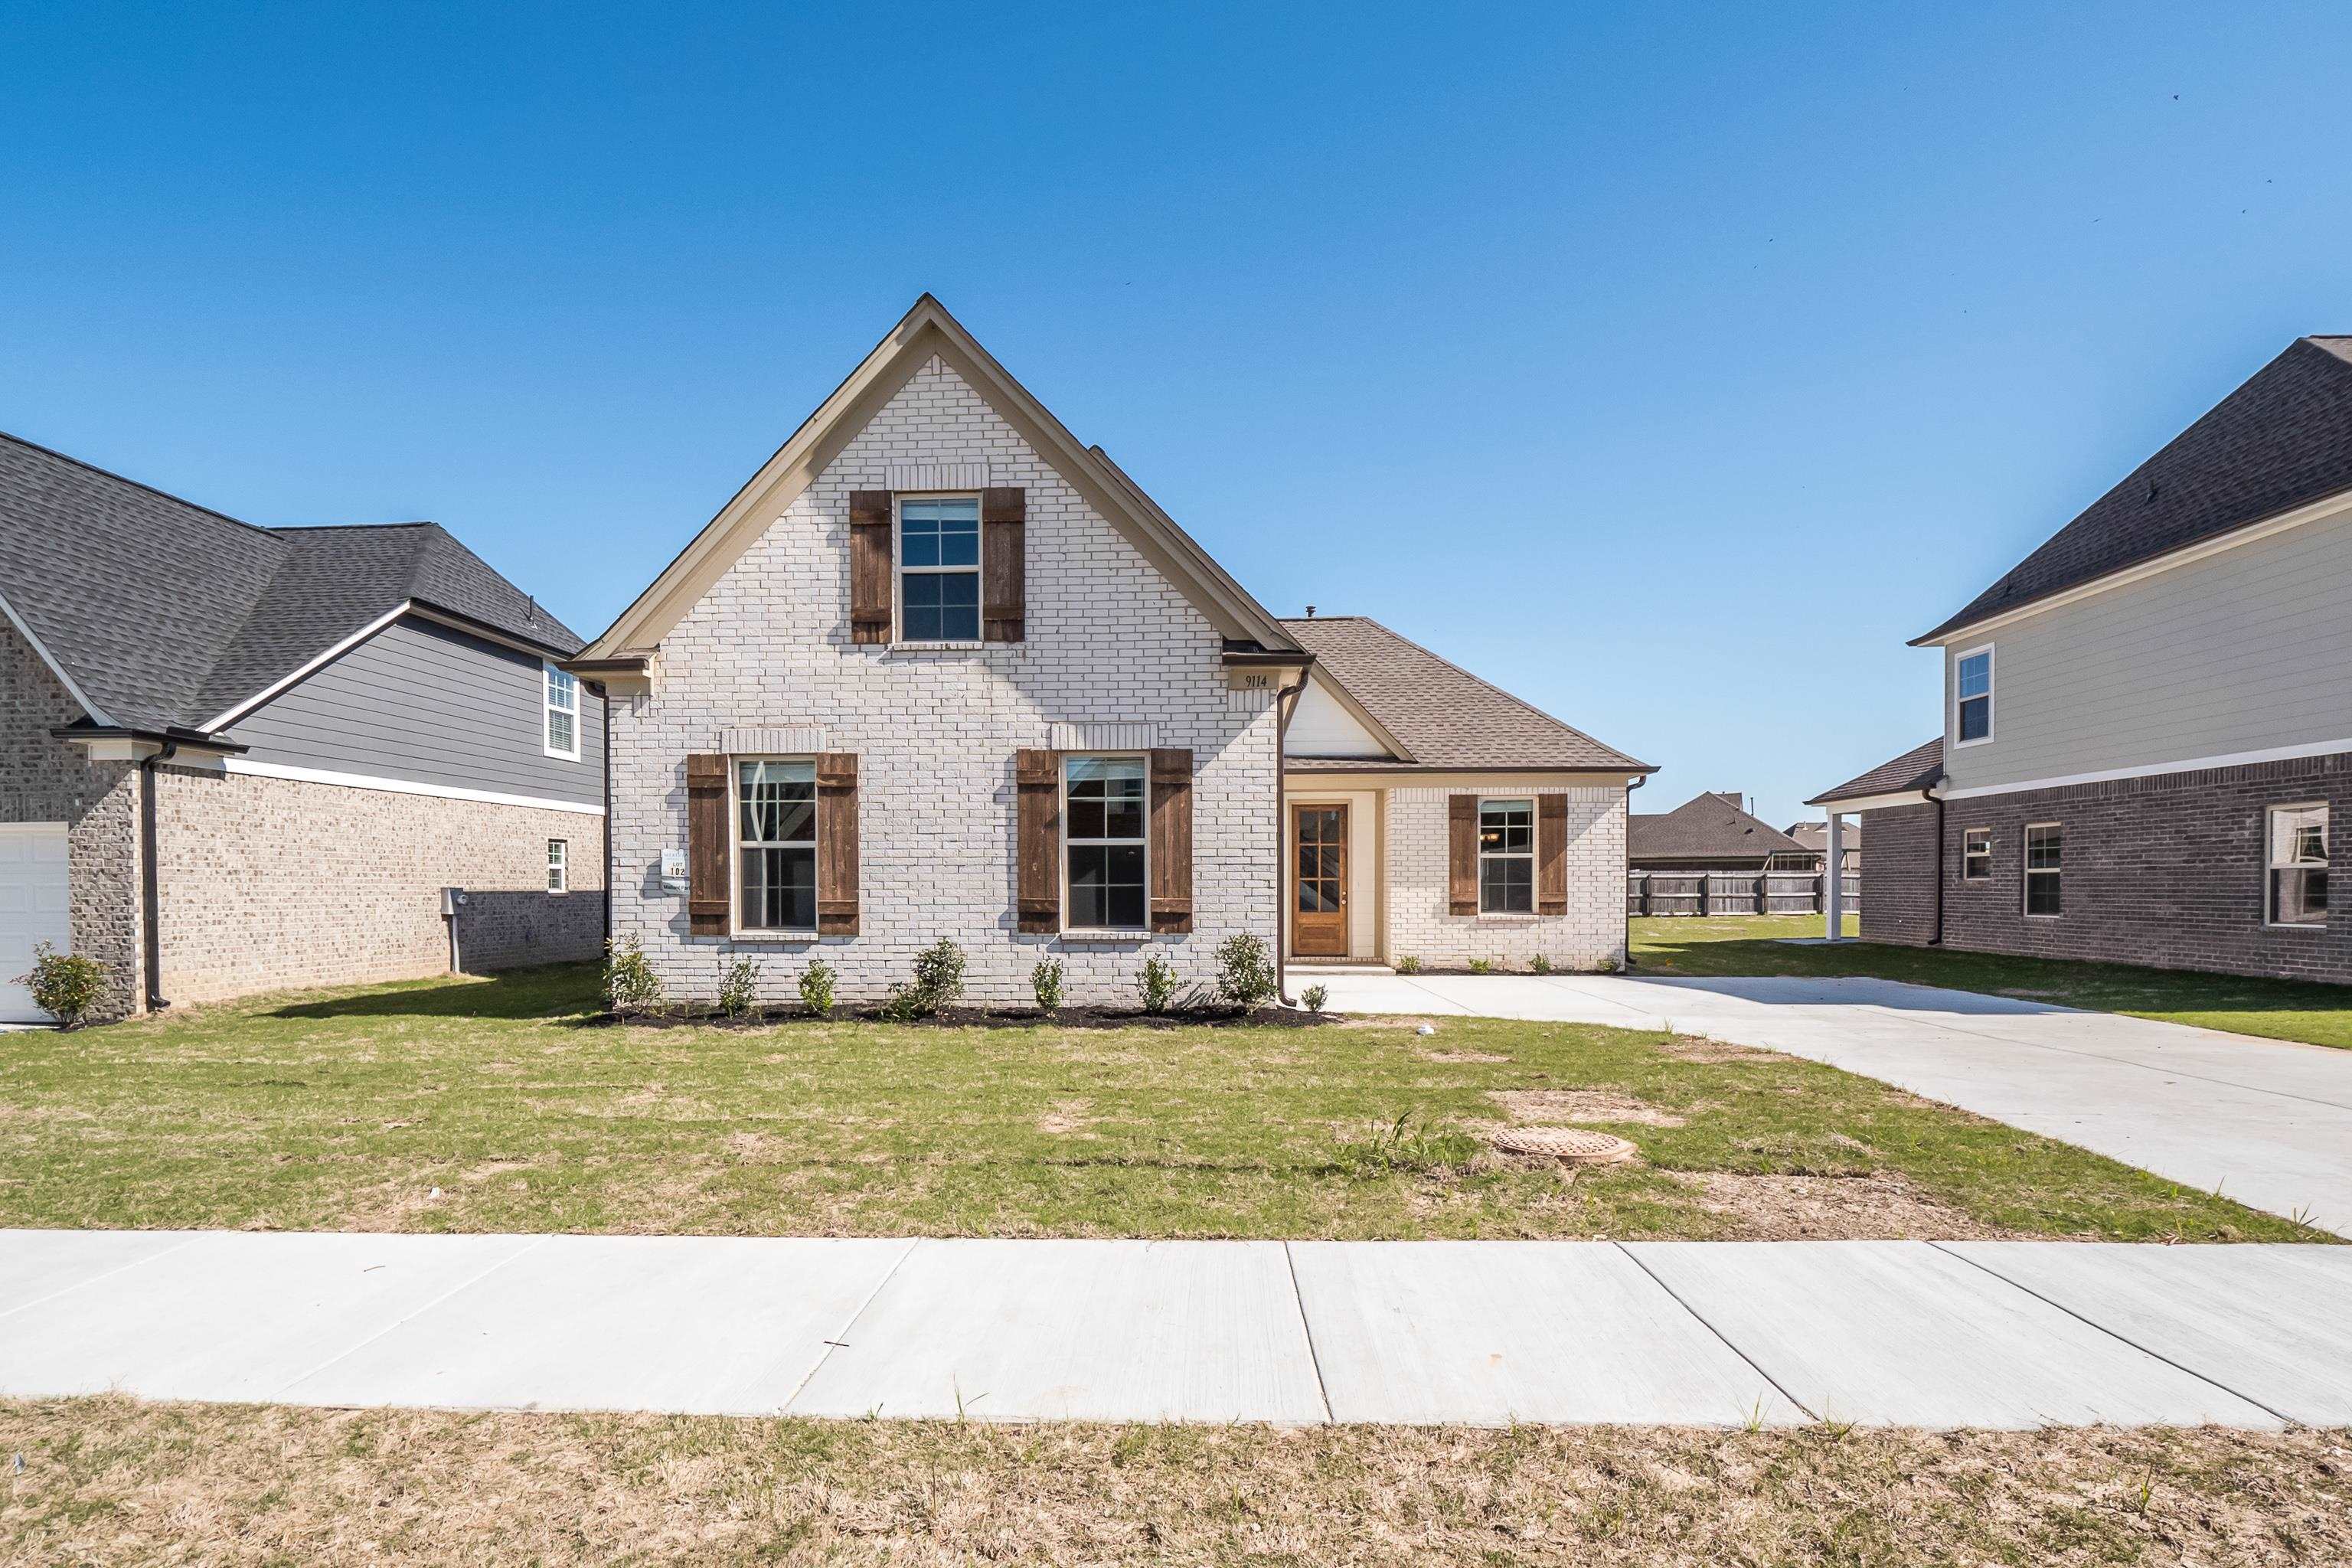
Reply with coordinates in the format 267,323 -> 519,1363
0,431 -> 581,733
1279,616 -> 1650,773
1919,337 -> 2352,643
1628,792 -> 1810,864
1808,738 -> 1945,806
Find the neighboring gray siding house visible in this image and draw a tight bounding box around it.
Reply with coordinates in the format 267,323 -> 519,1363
1812,336 -> 2352,982
575,297 -> 1650,1004
0,433 -> 606,1022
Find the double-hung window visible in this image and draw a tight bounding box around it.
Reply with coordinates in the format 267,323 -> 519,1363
1962,827 -> 1991,882
1478,798 -> 1534,913
1065,756 -> 1147,930
546,838 -> 568,893
2024,822 -> 2061,916
899,496 -> 982,642
2267,803 -> 2328,928
737,760 -> 817,933
544,663 -> 580,760
1955,646 -> 1993,745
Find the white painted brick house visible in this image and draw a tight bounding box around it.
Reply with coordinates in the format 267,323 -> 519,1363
577,298 -> 1651,1003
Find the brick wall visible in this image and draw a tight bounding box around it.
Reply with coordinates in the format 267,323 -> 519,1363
612,354 -> 1280,1006
1383,787 -> 1627,971
0,620 -> 141,1020
155,766 -> 606,1004
1858,802 -> 1938,948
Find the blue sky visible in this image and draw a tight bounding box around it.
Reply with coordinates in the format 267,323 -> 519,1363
5,3 -> 2350,827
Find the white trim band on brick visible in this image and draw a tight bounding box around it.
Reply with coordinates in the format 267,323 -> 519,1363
1047,721 -> 1157,752
221,758 -> 607,815
717,726 -> 827,756
1941,736 -> 2352,802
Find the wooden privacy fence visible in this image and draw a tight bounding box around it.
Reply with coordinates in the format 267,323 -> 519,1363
1627,871 -> 1860,917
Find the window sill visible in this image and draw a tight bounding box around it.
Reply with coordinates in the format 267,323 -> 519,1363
1473,913 -> 1546,923
887,641 -> 989,652
730,930 -> 821,942
2263,922 -> 2329,932
1058,929 -> 1153,943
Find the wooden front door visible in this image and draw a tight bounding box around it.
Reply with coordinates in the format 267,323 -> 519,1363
1292,804 -> 1348,957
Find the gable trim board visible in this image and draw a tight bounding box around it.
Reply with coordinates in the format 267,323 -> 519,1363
1933,734 -> 2352,802
580,296 -> 1301,661
0,587 -> 112,726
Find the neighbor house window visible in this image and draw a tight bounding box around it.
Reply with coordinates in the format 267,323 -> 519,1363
1955,646 -> 1993,744
1478,798 -> 1534,913
2267,803 -> 2328,928
1962,827 -> 1991,882
2024,822 -> 2061,916
899,495 -> 981,641
544,664 -> 580,760
1065,756 -> 1147,929
546,838 -> 568,893
737,759 -> 816,932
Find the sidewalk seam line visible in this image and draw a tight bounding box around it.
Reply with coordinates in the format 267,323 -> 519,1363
1926,1242 -> 2295,1426
1282,1242 -> 1336,1425
1613,1242 -> 1816,1423
779,1236 -> 922,1415
0,1234 -> 204,1323
265,1235 -> 550,1400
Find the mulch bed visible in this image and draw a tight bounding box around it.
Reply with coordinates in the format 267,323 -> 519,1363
594,1003 -> 1323,1031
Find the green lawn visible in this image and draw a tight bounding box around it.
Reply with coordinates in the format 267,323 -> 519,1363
0,962 -> 2317,1242
1633,915 -> 2352,1050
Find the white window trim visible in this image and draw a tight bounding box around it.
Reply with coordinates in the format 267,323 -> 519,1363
1061,753 -> 1151,936
1961,826 -> 1992,883
2022,821 -> 2061,919
546,838 -> 569,893
730,756 -> 820,939
1952,643 -> 1995,750
543,662 -> 582,761
1476,795 -> 1537,917
2263,801 -> 2330,931
893,492 -> 985,649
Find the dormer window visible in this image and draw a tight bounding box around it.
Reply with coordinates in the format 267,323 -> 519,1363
898,496 -> 982,642
1955,646 -> 1993,745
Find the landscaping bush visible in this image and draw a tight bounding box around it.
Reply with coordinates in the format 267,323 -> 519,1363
603,937 -> 664,1018
1137,954 -> 1178,1015
1468,958 -> 1494,975
1529,954 -> 1553,975
1213,933 -> 1276,1009
884,938 -> 967,1020
1302,983 -> 1329,1015
1394,955 -> 1421,975
798,959 -> 837,1019
1031,956 -> 1064,1014
716,956 -> 760,1019
18,942 -> 103,1028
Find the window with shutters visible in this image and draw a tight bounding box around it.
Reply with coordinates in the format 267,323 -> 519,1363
543,663 -> 580,760
1065,755 -> 1148,931
737,759 -> 817,933
897,495 -> 982,642
1478,798 -> 1534,913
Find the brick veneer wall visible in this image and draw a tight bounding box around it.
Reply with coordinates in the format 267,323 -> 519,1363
611,353 -> 1281,1007
154,765 -> 606,1004
1383,787 -> 1628,972
0,621 -> 142,1020
1932,751 -> 2352,983
1857,802 -> 1939,948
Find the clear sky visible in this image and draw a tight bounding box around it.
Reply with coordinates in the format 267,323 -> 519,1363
6,3 -> 2350,827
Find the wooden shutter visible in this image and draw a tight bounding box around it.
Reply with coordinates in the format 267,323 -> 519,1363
815,753 -> 860,936
1448,795 -> 1478,916
1537,793 -> 1568,915
1148,748 -> 1194,933
1015,748 -> 1060,932
686,753 -> 730,935
848,490 -> 893,645
982,486 -> 1026,643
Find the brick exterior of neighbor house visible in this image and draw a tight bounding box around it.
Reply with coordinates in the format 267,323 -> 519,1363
1857,802 -> 1939,949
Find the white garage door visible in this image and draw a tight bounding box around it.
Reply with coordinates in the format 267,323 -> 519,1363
0,825 -> 71,1024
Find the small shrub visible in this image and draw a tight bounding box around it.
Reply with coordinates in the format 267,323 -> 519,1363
1529,954 -> 1553,975
1301,982 -> 1329,1015
907,938 -> 967,1016
604,936 -> 664,1018
1329,1111 -> 1483,1178
1467,958 -> 1494,975
1138,954 -> 1178,1015
1394,955 -> 1422,975
1212,933 -> 1276,1010
18,942 -> 104,1028
716,955 -> 760,1019
1031,956 -> 1064,1014
798,959 -> 837,1019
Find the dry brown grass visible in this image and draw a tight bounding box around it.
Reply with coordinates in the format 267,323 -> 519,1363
1488,1089 -> 1689,1127
1670,1170 -> 2025,1240
3,1396 -> 2348,1566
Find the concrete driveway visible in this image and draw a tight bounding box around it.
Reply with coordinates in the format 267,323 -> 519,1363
1310,969 -> 2352,1237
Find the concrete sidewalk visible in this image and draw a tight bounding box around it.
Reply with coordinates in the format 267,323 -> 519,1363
1312,969 -> 2352,1237
5,1230 -> 2350,1429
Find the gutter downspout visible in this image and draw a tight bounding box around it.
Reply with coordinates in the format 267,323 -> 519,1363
1929,784 -> 1946,946
138,740 -> 178,1013
1622,774 -> 1647,969
600,686 -> 613,956
1271,671 -> 1310,1007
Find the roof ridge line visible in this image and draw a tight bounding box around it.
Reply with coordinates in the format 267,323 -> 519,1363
0,428 -> 282,541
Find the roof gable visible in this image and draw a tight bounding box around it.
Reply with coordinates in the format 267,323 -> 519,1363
581,296 -> 1301,658
1628,792 -> 1809,861
1808,737 -> 1944,806
1919,338 -> 2352,643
